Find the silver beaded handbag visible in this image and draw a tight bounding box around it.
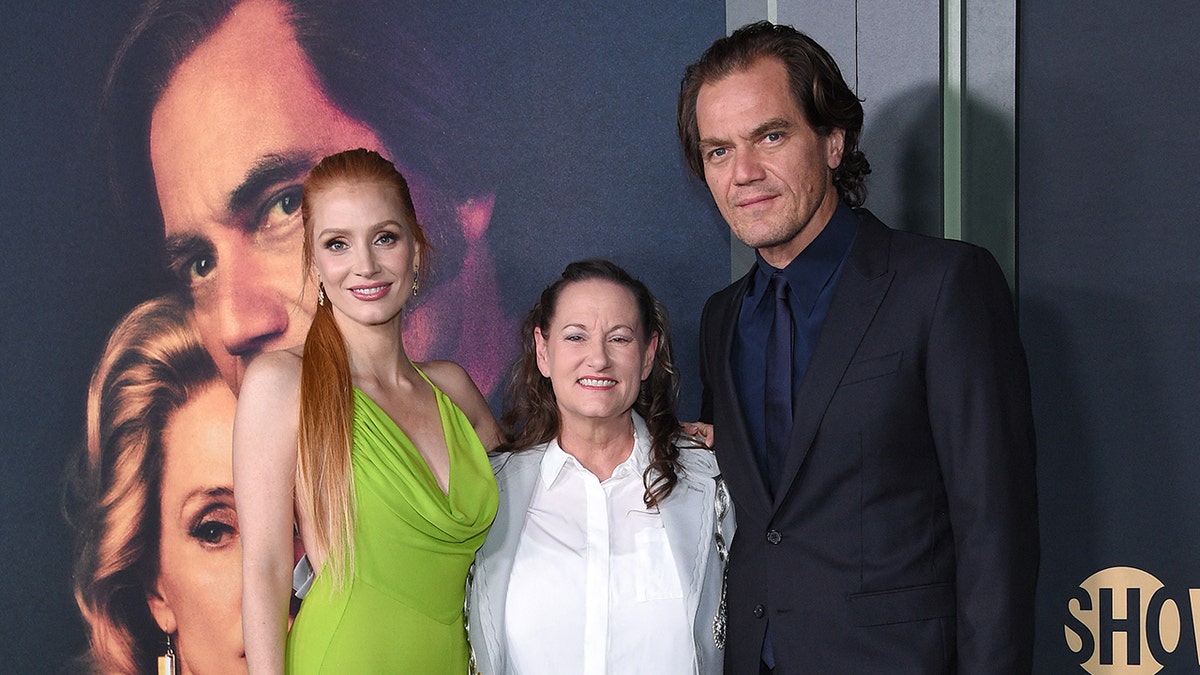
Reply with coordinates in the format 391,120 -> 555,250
712,475 -> 730,649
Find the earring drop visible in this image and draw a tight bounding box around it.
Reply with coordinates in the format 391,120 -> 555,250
411,270 -> 420,297
157,634 -> 176,675
317,282 -> 326,307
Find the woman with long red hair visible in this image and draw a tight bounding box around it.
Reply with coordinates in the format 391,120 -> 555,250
234,148 -> 498,673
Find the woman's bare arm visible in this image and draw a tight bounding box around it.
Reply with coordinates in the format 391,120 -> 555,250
234,351 -> 303,675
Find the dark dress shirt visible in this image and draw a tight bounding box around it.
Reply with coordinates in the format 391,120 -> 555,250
732,202 -> 858,482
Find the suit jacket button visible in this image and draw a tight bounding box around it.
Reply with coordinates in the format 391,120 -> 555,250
753,604 -> 765,618
766,529 -> 782,545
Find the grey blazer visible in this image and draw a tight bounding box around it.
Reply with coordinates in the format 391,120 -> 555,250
468,413 -> 734,674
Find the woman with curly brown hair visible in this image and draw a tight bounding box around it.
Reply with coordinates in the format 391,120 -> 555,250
469,259 -> 734,674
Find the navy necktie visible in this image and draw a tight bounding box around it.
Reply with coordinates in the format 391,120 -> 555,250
759,273 -> 792,671
763,272 -> 794,497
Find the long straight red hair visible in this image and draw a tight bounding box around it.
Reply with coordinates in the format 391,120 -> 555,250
296,148 -> 429,588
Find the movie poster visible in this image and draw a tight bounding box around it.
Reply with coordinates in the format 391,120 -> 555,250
0,1 -> 726,671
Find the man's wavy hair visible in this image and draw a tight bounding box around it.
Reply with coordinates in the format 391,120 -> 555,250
677,21 -> 871,207
498,259 -> 683,508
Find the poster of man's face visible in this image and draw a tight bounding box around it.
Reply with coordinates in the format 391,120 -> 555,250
1,0 -> 728,671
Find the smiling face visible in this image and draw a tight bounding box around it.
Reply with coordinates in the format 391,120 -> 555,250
695,57 -> 845,268
534,279 -> 658,429
148,0 -> 385,393
147,383 -> 246,675
309,180 -> 421,329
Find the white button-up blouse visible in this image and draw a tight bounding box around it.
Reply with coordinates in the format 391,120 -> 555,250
503,430 -> 694,675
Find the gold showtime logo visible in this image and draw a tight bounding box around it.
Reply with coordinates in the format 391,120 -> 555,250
1066,567 -> 1200,673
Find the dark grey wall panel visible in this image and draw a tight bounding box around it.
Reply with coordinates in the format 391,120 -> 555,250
1020,1 -> 1200,671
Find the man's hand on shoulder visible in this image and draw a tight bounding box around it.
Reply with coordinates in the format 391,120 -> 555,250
680,421 -> 714,447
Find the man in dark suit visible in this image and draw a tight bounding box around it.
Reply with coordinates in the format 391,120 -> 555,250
677,22 -> 1038,673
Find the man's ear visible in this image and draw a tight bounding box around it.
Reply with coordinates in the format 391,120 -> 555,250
825,127 -> 846,170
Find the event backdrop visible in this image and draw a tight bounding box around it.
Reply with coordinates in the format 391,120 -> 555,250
7,0 -> 1198,673
0,1 -> 726,671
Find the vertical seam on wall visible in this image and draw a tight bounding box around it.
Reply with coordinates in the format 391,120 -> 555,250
854,0 -> 860,92
1012,0 -> 1021,316
942,0 -> 964,241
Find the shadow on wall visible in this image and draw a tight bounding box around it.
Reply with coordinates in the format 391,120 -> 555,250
863,84 -> 1015,288
1021,291 -> 1101,672
863,83 -> 942,239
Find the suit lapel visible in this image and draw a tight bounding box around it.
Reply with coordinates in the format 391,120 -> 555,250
711,271 -> 775,515
773,214 -> 894,509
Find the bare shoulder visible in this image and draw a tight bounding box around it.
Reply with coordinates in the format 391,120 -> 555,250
241,348 -> 303,403
418,359 -> 478,402
234,349 -> 303,463
417,359 -> 499,450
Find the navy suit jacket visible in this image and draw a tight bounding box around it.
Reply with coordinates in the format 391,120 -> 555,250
699,209 -> 1038,674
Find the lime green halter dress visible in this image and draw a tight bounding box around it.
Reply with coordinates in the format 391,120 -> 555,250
285,374 -> 498,673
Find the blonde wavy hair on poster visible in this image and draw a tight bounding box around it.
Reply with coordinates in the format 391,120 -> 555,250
297,148 -> 430,590
68,295 -> 220,674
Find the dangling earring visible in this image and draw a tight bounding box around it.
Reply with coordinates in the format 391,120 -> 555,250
158,633 -> 177,675
411,270 -> 420,297
317,282 -> 326,307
